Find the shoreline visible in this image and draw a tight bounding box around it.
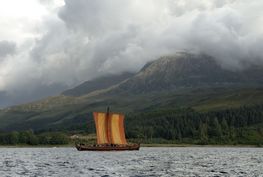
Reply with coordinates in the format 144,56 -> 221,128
0,144 -> 261,148
141,144 -> 261,148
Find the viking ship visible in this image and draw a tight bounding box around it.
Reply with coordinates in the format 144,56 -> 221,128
75,108 -> 140,151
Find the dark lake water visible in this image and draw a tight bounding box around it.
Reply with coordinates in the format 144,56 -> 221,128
0,147 -> 262,176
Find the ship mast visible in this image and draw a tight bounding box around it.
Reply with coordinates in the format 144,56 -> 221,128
107,106 -> 110,115
106,106 -> 111,144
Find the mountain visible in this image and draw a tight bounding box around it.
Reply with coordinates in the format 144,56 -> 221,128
62,72 -> 134,96
61,52 -> 263,96
0,52 -> 263,132
116,52 -> 263,93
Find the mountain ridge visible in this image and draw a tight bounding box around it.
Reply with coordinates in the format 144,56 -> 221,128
61,52 -> 263,97
0,52 -> 263,132
114,53 -> 263,93
62,72 -> 134,96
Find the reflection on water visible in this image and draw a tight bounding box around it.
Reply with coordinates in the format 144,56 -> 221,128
0,147 -> 262,176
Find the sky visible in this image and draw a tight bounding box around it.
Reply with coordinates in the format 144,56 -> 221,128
0,0 -> 263,107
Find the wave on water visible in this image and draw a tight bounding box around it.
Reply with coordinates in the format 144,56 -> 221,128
0,147 -> 262,176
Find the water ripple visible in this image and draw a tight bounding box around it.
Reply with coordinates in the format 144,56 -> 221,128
0,147 -> 262,176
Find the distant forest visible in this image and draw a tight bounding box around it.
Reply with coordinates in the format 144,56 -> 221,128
125,104 -> 263,145
0,131 -> 69,145
0,104 -> 263,145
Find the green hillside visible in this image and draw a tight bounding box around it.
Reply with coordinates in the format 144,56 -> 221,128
0,53 -> 263,145
0,87 -> 263,132
125,104 -> 263,145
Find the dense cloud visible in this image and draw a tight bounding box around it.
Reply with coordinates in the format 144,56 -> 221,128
0,0 -> 263,107
56,0 -> 263,71
0,41 -> 16,58
55,0 -> 263,76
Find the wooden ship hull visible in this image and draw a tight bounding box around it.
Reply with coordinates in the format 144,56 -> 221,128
75,143 -> 140,151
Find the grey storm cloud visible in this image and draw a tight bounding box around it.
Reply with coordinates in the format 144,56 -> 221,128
1,0 -> 263,107
54,0 -> 263,76
0,41 -> 16,58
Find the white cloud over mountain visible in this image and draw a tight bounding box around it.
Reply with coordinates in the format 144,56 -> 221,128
0,0 -> 263,107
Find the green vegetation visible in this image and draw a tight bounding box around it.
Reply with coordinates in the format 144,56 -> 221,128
0,88 -> 263,146
1,54 -> 263,146
0,104 -> 262,146
0,130 -> 69,145
1,87 -> 263,132
125,104 -> 263,145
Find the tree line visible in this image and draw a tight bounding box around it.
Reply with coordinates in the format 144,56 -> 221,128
0,130 -> 69,145
125,104 -> 263,145
0,104 -> 262,145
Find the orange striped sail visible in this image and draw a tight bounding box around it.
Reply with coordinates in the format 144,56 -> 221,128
93,112 -> 127,145
108,113 -> 127,145
93,112 -> 110,144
